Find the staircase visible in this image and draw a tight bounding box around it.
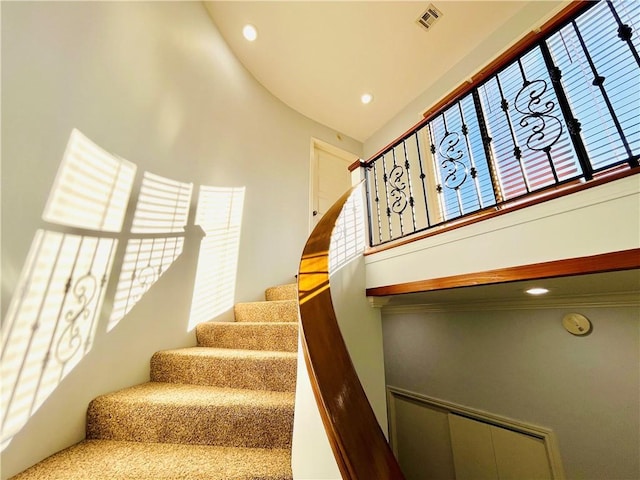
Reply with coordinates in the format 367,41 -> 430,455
11,284 -> 299,480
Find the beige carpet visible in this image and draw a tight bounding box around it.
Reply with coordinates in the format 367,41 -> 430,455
11,284 -> 299,480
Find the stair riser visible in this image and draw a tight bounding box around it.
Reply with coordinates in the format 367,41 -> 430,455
265,284 -> 297,301
196,323 -> 298,352
87,402 -> 293,449
10,440 -> 293,480
150,354 -> 297,392
234,300 -> 298,323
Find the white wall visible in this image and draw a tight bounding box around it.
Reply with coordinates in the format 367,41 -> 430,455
331,256 -> 388,431
365,175 -> 640,289
291,341 -> 342,480
382,302 -> 640,480
1,2 -> 361,477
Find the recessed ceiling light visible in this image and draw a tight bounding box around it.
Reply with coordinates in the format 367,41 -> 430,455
526,287 -> 549,295
243,24 -> 258,42
361,93 -> 373,105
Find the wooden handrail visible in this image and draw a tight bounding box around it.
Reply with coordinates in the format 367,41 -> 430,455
297,187 -> 405,480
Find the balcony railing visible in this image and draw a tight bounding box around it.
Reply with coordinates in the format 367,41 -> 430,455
363,0 -> 639,247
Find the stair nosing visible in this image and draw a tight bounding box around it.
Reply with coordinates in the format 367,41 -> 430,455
153,346 -> 298,359
90,382 -> 295,408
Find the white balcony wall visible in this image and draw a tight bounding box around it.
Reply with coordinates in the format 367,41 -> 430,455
366,175 -> 640,290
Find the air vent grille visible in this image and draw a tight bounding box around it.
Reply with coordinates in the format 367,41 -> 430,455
417,3 -> 443,31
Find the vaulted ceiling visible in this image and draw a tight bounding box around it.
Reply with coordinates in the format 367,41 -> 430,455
204,1 -> 566,143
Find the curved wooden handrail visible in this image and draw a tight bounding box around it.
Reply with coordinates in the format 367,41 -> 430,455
297,187 -> 405,480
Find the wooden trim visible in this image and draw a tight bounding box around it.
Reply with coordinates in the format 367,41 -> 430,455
348,159 -> 364,172
297,187 -> 405,479
365,167 -> 639,256
366,249 -> 640,297
364,1 -> 592,164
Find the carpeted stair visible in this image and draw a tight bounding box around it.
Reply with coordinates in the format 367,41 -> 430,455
11,284 -> 299,480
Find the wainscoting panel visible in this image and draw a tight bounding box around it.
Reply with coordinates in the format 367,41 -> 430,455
388,387 -> 564,480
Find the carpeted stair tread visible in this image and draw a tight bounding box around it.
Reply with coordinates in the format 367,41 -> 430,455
10,439 -> 292,479
196,321 -> 298,352
234,299 -> 298,323
151,347 -> 297,391
265,284 -> 297,301
87,382 -> 294,449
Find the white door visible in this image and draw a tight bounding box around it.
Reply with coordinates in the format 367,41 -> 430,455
310,139 -> 357,230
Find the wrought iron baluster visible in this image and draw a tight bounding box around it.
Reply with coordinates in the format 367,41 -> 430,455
495,73 -> 532,193
427,122 -> 447,222
457,101 -> 483,208
606,0 -> 640,68
438,113 -> 466,215
514,57 -> 562,184
401,139 -> 418,232
370,162 -> 384,244
413,130 -> 432,228
379,155 -> 394,239
363,165 -> 376,246
472,89 -> 503,203
539,40 -> 593,180
389,147 -> 405,237
571,19 -> 635,163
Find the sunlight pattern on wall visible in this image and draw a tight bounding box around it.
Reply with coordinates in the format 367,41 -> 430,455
1,130 -> 134,450
130,172 -> 192,234
2,128 -> 245,450
108,173 -> 192,331
43,129 -> 136,232
329,188 -> 365,275
188,186 -> 245,330
108,237 -> 186,331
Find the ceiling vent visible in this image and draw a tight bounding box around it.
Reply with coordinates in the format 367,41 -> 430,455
417,4 -> 443,31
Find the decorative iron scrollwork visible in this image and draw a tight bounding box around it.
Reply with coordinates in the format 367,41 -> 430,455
56,273 -> 97,364
618,24 -> 632,42
438,131 -> 467,190
514,79 -> 563,152
387,164 -> 408,214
